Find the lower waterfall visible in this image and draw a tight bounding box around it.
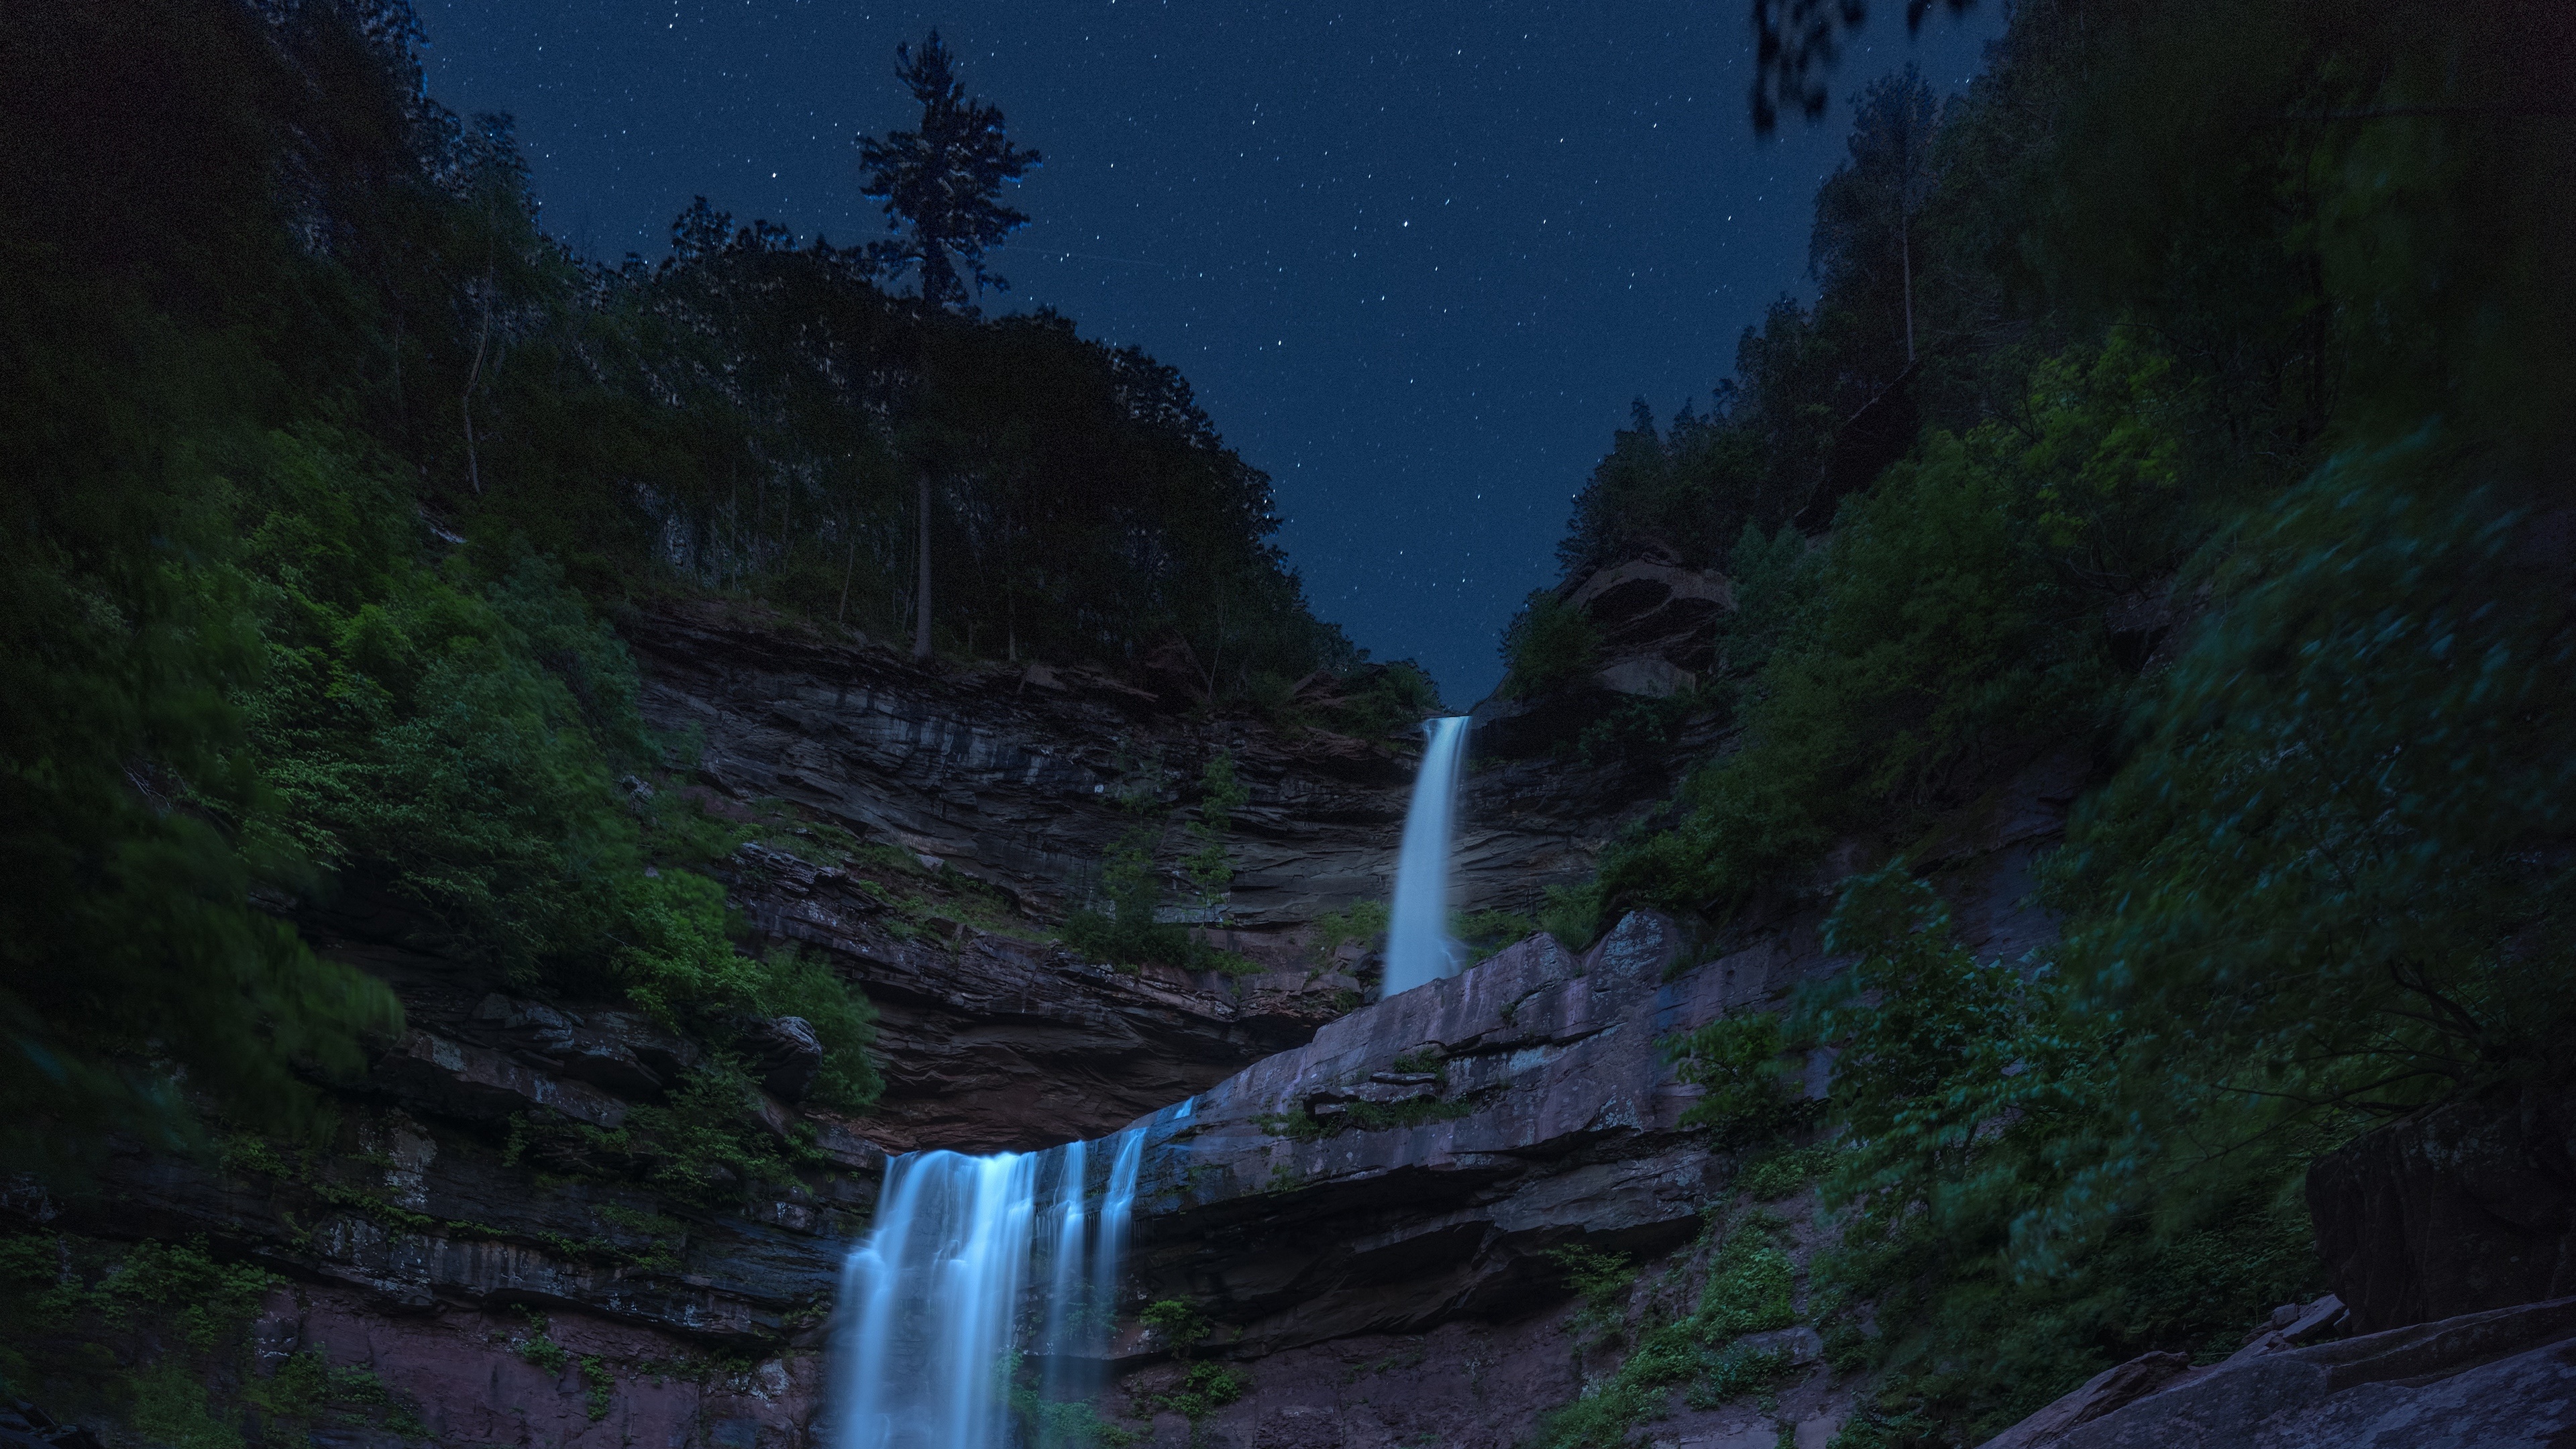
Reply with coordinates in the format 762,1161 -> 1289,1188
1383,714 -> 1472,997
831,1125 -> 1146,1449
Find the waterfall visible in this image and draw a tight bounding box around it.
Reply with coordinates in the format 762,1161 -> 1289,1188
832,1124 -> 1146,1449
1382,714 -> 1472,998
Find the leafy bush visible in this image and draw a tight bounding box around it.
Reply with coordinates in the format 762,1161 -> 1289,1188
1737,1146 -> 1836,1202
752,946 -> 882,1114
1309,900 -> 1390,962
1663,1014 -> 1811,1149
1452,908 -> 1536,964
1499,590 -> 1602,698
1529,1215 -> 1799,1448
1590,338 -> 2186,921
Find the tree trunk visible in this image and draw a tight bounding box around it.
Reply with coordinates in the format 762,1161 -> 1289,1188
912,472 -> 934,661
1900,221 -> 1915,366
462,283 -> 492,495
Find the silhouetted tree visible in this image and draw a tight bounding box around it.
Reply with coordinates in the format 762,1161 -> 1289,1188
1812,66 -> 1943,365
856,32 -> 1042,312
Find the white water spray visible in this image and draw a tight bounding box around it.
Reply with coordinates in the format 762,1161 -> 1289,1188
1382,715 -> 1471,998
831,1124 -> 1146,1449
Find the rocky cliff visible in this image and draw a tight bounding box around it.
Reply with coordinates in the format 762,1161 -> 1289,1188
1091,735 -> 2082,1449
0,598 -> 1733,1449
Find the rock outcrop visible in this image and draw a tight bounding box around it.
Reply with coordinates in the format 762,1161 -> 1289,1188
1469,543 -> 1735,761
2306,1073 -> 2576,1334
1125,914 -> 1720,1354
1976,1295 -> 2576,1449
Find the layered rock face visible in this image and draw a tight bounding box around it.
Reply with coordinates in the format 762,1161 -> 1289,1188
625,602 -> 1414,930
628,600 -> 1731,1145
1081,735 -> 2087,1448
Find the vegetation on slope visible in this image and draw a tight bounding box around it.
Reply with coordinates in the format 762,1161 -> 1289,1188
0,0 -> 1364,1183
1524,0 -> 2576,1438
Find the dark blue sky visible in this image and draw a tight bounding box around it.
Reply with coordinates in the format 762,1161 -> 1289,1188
417,0 -> 2004,703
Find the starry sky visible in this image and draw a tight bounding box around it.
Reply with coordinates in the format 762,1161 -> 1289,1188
416,0 -> 2006,704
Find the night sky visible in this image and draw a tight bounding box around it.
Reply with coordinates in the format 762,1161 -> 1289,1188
417,1 -> 2006,704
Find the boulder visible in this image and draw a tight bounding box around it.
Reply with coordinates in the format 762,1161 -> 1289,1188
2307,1074 -> 2576,1333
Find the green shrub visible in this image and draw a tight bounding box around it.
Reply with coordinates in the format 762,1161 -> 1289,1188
1737,1146 -> 1836,1201
1664,1014 -> 1811,1150
1499,591 -> 1601,698
751,946 -> 881,1113
1530,1216 -> 1801,1449
1451,908 -> 1536,965
1153,1362 -> 1248,1421
1309,900 -> 1390,962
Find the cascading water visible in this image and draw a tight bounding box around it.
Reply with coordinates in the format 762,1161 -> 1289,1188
830,720 -> 1471,1440
831,1124 -> 1146,1449
1382,715 -> 1472,998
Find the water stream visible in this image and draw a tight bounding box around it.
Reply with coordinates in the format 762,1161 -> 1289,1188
1383,714 -> 1472,998
830,715 -> 1472,1446
830,1125 -> 1144,1449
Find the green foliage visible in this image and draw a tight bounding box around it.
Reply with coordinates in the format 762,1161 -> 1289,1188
1299,660 -> 1445,740
1547,1245 -> 1638,1310
1499,590 -> 1602,697
1544,1245 -> 1638,1347
1012,1381 -> 1142,1449
1140,1299 -> 1210,1354
512,1310 -> 572,1376
1388,1049 -> 1446,1078
511,1058 -> 826,1208
1450,908 -> 1536,965
1796,867 -> 2320,1436
1531,0 -> 2576,1436
2034,445 -> 2576,1257
1530,1216 -> 1800,1449
1594,337 -> 2186,920
1152,1362 -> 1248,1422
5,0 -> 1354,1169
580,1356 -> 615,1420
1537,883 -> 1607,951
0,1232 -> 354,1442
241,1351 -> 427,1439
1061,755 -> 1250,972
1664,1014 -> 1812,1150
1180,751 -> 1252,914
1309,899 -> 1390,962
1737,1146 -> 1836,1202
753,946 -> 883,1113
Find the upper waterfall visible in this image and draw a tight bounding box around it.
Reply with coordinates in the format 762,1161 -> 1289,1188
1382,715 -> 1471,998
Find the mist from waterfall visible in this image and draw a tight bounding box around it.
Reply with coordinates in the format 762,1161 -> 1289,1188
831,1125 -> 1146,1449
1382,715 -> 1471,998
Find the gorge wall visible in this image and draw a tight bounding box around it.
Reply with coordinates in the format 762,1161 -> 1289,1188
4,570 -> 1741,1449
